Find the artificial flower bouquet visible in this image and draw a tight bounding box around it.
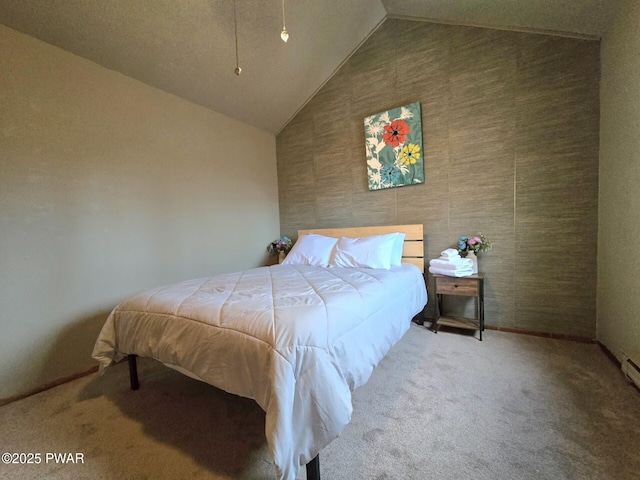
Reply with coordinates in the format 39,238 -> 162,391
457,233 -> 491,256
267,236 -> 292,257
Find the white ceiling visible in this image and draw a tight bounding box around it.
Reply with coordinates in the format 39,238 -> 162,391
0,0 -> 614,135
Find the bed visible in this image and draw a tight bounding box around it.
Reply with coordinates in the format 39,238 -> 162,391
92,224 -> 427,480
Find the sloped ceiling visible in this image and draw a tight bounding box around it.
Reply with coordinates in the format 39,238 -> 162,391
0,0 -> 613,134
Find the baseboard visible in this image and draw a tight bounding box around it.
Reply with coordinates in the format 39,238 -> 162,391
597,341 -> 622,369
422,318 -> 596,344
0,365 -> 99,407
484,326 -> 596,344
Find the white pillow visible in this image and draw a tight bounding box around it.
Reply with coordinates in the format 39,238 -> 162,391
330,233 -> 398,270
390,232 -> 406,267
282,234 -> 338,267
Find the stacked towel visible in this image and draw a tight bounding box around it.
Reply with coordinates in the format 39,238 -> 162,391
428,249 -> 474,277
440,248 -> 459,259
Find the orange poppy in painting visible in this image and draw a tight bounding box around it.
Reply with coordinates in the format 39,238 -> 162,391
382,119 -> 410,147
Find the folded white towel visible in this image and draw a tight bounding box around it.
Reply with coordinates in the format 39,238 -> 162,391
440,248 -> 460,258
433,256 -> 466,265
430,258 -> 473,269
429,266 -> 473,277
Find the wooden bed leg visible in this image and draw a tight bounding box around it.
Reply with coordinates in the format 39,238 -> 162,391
128,354 -> 140,390
306,455 -> 320,480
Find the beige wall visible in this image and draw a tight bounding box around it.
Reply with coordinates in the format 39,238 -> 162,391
0,25 -> 279,401
598,1 -> 640,361
276,19 -> 600,338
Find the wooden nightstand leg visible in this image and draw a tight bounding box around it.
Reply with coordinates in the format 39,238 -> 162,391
479,294 -> 484,341
434,293 -> 443,334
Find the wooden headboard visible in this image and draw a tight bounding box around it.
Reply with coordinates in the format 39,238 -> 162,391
298,224 -> 424,273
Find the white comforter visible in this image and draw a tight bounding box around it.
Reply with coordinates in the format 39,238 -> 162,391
92,264 -> 427,479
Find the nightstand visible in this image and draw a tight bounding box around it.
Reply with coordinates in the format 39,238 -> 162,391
432,273 -> 485,341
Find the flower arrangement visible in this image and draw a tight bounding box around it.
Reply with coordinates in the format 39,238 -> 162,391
267,236 -> 292,257
457,233 -> 492,256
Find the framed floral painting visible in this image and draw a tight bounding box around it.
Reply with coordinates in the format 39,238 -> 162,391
364,102 -> 424,190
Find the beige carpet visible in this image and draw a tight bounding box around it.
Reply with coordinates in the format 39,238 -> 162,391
1,324 -> 639,480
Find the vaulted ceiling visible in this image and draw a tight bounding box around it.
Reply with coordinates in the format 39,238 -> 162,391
0,0 -> 614,134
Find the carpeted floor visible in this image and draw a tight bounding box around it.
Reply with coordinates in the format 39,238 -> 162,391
1,324 -> 639,480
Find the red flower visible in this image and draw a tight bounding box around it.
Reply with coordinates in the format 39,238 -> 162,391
382,119 -> 410,147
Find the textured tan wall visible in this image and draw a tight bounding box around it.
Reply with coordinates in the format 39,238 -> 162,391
598,0 -> 640,361
0,25 -> 279,400
276,19 -> 600,337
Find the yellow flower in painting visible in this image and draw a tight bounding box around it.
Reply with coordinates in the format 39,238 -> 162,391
399,143 -> 421,165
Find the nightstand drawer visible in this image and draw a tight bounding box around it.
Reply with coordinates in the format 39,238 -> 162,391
435,276 -> 480,296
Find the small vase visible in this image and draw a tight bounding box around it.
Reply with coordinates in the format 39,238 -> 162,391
467,251 -> 478,274
278,251 -> 286,264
